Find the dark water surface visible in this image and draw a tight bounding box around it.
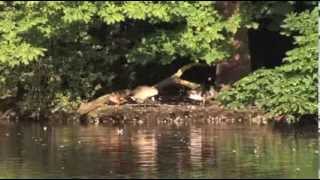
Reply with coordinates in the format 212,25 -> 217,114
0,121 -> 318,178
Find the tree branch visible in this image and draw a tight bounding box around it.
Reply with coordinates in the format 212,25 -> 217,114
155,63 -> 208,90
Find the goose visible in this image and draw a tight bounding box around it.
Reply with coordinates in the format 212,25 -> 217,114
130,86 -> 159,103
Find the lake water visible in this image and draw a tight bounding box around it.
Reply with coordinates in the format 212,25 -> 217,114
0,121 -> 318,178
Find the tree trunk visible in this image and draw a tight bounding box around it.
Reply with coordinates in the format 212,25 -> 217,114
215,1 -> 251,85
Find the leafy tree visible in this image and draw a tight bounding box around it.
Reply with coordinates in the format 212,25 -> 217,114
0,1 -> 244,117
217,7 -> 318,122
0,1 -> 316,123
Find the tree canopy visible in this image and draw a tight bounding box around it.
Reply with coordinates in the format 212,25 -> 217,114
0,1 -> 317,122
218,7 -> 318,122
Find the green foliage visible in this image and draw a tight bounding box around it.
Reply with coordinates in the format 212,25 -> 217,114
0,1 -> 316,122
0,1 -> 245,118
98,1 -> 240,64
217,7 -> 318,122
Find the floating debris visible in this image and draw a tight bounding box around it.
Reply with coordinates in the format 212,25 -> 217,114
137,120 -> 144,125
117,129 -> 124,135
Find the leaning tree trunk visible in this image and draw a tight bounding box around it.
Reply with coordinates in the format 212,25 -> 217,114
215,1 -> 251,85
154,63 -> 208,90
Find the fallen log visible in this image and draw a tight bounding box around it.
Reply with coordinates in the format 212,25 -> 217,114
77,62 -> 215,116
77,89 -> 130,115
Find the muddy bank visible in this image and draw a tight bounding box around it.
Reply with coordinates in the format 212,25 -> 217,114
0,98 -> 316,129
83,102 -> 268,126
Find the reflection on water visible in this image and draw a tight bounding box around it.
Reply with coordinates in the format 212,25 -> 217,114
0,121 -> 318,178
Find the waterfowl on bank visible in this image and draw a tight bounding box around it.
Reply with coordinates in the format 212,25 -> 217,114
130,86 -> 159,103
187,87 -> 217,105
187,90 -> 204,101
107,89 -> 131,105
108,94 -> 126,105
